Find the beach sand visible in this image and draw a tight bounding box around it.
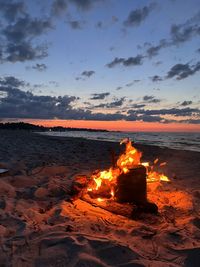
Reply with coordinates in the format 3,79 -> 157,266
0,130 -> 200,266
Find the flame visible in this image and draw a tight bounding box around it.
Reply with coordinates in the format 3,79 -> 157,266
87,138 -> 170,201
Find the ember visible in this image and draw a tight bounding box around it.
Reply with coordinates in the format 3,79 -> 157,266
87,138 -> 170,208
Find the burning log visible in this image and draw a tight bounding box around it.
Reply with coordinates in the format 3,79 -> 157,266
115,165 -> 158,214
115,165 -> 147,204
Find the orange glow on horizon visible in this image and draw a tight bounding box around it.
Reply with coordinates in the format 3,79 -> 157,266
22,119 -> 200,132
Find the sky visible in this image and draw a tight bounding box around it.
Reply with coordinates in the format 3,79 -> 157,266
0,0 -> 200,131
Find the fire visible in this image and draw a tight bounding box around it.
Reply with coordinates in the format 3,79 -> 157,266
87,138 -> 170,201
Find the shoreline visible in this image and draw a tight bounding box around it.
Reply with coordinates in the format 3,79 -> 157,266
38,130 -> 200,153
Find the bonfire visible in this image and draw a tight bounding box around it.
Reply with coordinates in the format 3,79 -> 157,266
72,138 -> 170,218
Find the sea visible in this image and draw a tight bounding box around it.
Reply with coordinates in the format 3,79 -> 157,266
40,131 -> 200,152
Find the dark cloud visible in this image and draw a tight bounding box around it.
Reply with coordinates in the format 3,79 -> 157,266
51,0 -> 68,17
166,62 -> 200,80
154,61 -> 162,66
146,39 -> 168,58
95,97 -> 125,108
75,77 -> 84,81
137,115 -> 165,122
0,0 -> 52,63
124,3 -> 157,27
68,0 -> 102,11
4,42 -> 48,63
96,21 -> 103,28
90,92 -> 110,100
180,100 -> 193,106
125,80 -> 140,87
30,63 -> 47,72
150,75 -> 163,82
68,20 -> 83,30
126,82 -> 134,87
128,107 -> 200,117
3,16 -> 52,43
116,86 -> 122,90
0,77 -> 199,123
107,55 -> 143,68
131,104 -> 146,109
181,119 -> 200,124
90,113 -> 125,121
0,76 -> 27,88
143,95 -> 161,103
170,11 -> 200,44
106,57 -> 124,68
0,0 -> 25,21
141,12 -> 200,58
0,79 -> 79,119
81,70 -> 95,77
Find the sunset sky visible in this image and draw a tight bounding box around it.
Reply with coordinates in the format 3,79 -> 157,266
0,0 -> 200,131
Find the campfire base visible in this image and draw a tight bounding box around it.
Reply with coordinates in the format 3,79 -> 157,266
71,167 -> 158,220
81,193 -> 158,219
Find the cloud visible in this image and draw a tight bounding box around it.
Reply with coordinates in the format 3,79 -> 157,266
94,97 -> 125,108
0,78 -> 79,119
0,1 -> 52,63
51,0 -> 68,17
170,11 -> 200,44
90,92 -> 110,100
180,100 -> 193,106
0,77 -> 199,123
146,39 -> 168,58
143,95 -> 161,103
107,55 -> 143,68
67,20 -> 83,30
124,3 -> 157,27
4,42 -> 48,63
96,21 -> 103,28
81,70 -> 95,77
141,12 -> 200,59
3,16 -> 52,44
29,63 -> 47,72
0,0 -> 25,21
0,76 -> 27,88
68,0 -> 102,11
180,119 -> 200,124
150,75 -> 163,82
125,80 -> 140,87
131,104 -> 146,109
128,107 -> 200,117
166,62 -> 200,80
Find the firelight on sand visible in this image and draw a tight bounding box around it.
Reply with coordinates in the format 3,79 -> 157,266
87,138 -> 170,202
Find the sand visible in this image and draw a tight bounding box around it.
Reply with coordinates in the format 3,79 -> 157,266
0,130 -> 200,267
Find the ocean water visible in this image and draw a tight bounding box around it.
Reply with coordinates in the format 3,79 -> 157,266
40,131 -> 200,152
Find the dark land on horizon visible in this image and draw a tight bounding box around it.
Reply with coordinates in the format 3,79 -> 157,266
0,122 -> 109,132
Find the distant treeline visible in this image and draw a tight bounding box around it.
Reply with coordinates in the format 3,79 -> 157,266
0,122 -> 109,132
